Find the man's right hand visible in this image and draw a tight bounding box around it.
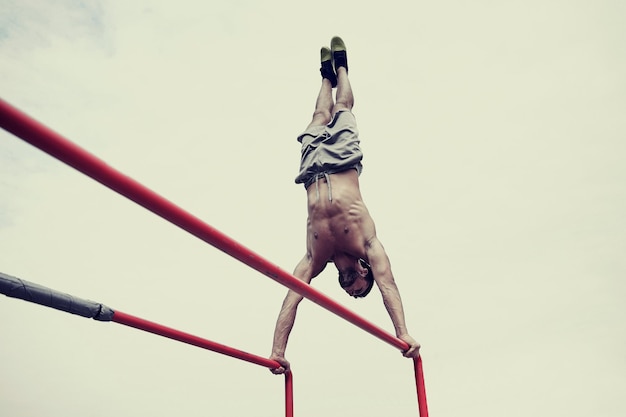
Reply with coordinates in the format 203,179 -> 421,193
398,334 -> 421,358
269,354 -> 291,374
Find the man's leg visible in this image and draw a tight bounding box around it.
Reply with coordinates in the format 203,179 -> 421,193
330,36 -> 354,114
307,80 -> 333,129
333,67 -> 354,114
306,47 -> 335,129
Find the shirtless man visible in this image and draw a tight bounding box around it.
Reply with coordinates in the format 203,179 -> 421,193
269,37 -> 420,374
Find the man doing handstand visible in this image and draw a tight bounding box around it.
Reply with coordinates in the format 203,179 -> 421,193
269,36 -> 420,374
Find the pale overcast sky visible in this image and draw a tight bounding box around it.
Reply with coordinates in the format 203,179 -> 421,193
1,1 -> 625,416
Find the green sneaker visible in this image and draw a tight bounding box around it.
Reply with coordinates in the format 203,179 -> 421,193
320,46 -> 337,87
330,36 -> 348,73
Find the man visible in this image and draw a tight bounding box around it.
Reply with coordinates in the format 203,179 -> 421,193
269,36 -> 420,374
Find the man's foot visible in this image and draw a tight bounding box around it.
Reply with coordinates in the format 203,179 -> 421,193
320,46 -> 337,87
331,36 -> 348,73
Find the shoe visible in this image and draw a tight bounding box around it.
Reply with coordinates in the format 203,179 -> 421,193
330,36 -> 348,73
320,46 -> 337,87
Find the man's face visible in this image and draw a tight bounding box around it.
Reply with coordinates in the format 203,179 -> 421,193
343,274 -> 370,297
336,256 -> 370,297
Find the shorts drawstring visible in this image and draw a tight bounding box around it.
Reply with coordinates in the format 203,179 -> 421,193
325,172 -> 332,201
314,173 -> 333,202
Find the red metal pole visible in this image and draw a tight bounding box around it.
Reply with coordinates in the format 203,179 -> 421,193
414,356 -> 429,417
112,310 -> 280,369
111,310 -> 295,417
285,370 -> 294,417
0,98 -> 407,353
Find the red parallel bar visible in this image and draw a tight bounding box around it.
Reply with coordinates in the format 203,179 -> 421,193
0,98 -> 405,351
112,310 -> 280,368
112,311 -> 294,417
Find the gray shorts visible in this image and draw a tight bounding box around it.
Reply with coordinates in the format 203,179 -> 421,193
295,110 -> 363,188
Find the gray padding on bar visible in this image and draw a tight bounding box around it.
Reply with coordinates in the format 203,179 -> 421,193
0,272 -> 114,321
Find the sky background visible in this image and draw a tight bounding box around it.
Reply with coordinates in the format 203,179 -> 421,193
1,1 -> 625,416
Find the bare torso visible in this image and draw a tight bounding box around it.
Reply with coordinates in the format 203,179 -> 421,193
305,170 -> 377,274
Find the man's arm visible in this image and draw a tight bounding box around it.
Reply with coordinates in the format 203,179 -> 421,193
366,237 -> 421,358
269,254 -> 317,374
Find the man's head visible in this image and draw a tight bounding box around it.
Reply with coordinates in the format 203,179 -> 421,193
337,258 -> 375,298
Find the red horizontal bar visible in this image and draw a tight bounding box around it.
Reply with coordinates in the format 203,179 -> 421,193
112,310 -> 294,417
0,98 -> 408,353
112,310 -> 280,369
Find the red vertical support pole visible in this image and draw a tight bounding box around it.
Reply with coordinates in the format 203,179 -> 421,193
414,356 -> 428,417
285,371 -> 294,417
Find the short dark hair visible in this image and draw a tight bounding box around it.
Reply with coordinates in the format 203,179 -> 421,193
338,259 -> 375,298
